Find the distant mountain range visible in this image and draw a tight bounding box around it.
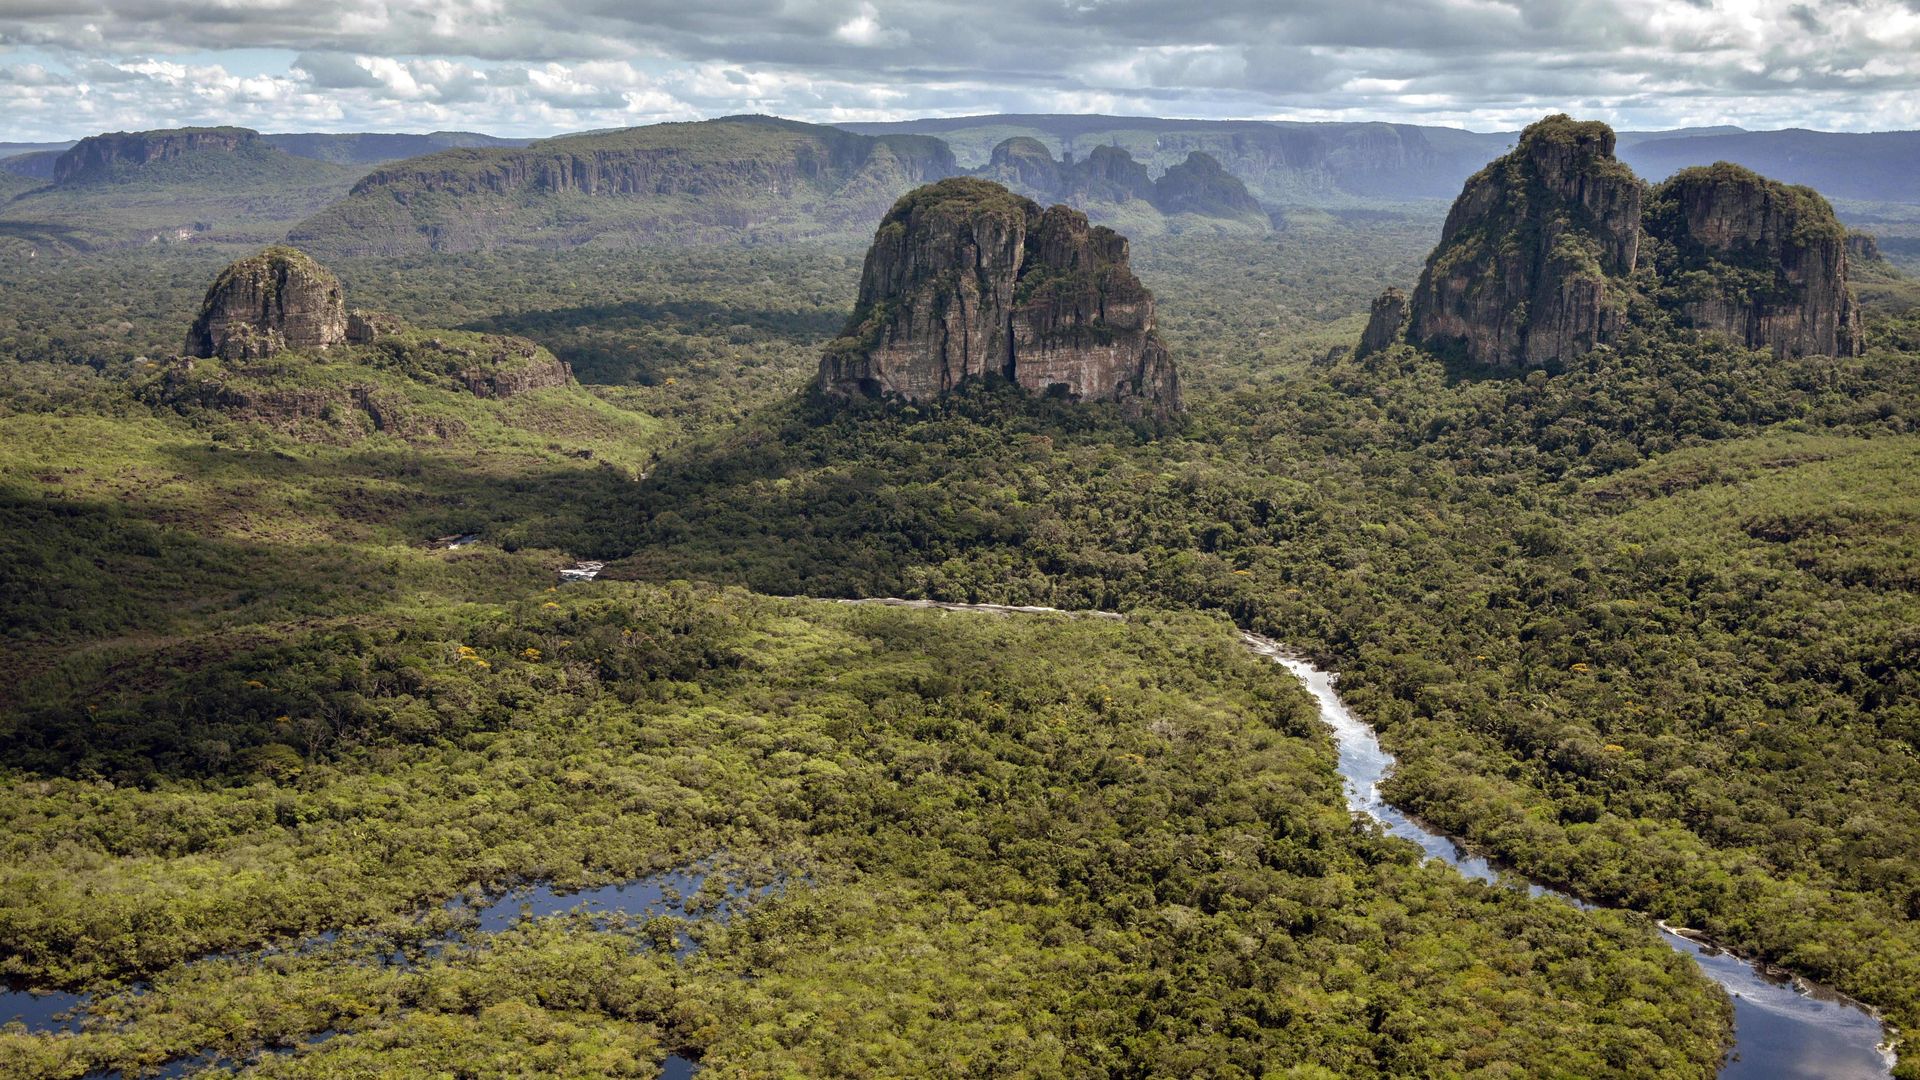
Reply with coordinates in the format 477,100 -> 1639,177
841,114 -> 1918,207
2,113 -> 1917,256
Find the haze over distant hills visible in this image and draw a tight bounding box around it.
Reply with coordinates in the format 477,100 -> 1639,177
4,112 -> 1919,258
842,114 -> 1920,207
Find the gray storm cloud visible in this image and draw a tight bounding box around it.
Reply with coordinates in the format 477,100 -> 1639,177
1,0 -> 1918,138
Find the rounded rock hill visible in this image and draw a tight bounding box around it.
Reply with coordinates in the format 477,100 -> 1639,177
185,246 -> 349,360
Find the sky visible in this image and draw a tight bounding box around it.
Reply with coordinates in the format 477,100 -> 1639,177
3,0 -> 1920,142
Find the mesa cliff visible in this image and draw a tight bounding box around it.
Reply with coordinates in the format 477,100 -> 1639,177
1364,115 -> 1865,367
290,116 -> 958,255
1402,116 -> 1643,369
1645,163 -> 1863,359
818,178 -> 1182,416
54,127 -> 260,185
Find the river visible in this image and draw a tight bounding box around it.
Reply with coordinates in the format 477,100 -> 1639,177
1239,631 -> 1896,1079
3,602 -> 1900,1077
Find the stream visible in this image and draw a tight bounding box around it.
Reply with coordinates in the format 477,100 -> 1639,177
4,601 -> 1899,1077
1238,632 -> 1896,1079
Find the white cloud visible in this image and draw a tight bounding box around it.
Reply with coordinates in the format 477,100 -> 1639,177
833,3 -> 887,46
1,0 -> 1919,138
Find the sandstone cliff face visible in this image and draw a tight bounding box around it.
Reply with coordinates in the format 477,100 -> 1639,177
1645,163 -> 1863,358
55,127 -> 259,185
1386,120 -> 1867,366
1067,145 -> 1158,205
979,137 -> 1063,196
297,118 -> 958,254
186,247 -> 347,360
1408,115 -> 1642,370
819,178 -> 1181,416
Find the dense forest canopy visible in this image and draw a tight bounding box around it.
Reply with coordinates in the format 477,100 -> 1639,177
0,127 -> 1916,1078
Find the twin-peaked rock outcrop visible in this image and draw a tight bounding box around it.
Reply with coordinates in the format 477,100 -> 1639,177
1362,115 -> 1864,366
818,178 -> 1182,416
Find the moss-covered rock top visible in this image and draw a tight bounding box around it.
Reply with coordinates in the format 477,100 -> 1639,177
877,175 -> 1043,227
187,245 -> 348,360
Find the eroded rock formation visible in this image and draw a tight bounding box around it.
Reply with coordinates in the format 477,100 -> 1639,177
818,178 -> 1181,416
1357,288 -> 1409,357
1408,116 -> 1642,369
1645,163 -> 1864,358
186,246 -> 348,360
1154,152 -> 1269,223
1383,115 -> 1864,366
974,139 -> 1265,229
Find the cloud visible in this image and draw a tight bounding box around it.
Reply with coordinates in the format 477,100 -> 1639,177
0,0 -> 1918,138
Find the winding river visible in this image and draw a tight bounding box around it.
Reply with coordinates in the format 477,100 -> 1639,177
2,599 -> 1899,1077
835,600 -> 1897,1076
1237,631 -> 1896,1079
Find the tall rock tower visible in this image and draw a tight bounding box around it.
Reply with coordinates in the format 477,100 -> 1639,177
818,178 -> 1182,416
1374,115 -> 1866,366
1645,163 -> 1863,359
1406,115 -> 1643,369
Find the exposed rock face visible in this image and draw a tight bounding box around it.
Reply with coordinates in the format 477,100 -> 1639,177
818,178 -> 1181,416
186,246 -> 348,360
1645,164 -> 1863,358
1067,145 -> 1158,205
1408,116 -> 1643,369
55,127 -> 259,185
1357,288 -> 1409,357
1387,120 -> 1868,366
1154,152 -> 1268,223
293,117 -> 959,255
1847,231 -> 1882,264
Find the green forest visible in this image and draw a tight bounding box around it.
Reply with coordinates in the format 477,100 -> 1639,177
0,186 -> 1915,1078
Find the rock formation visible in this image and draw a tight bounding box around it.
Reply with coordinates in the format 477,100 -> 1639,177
1153,152 -> 1269,224
1066,145 -> 1159,206
1357,288 -> 1409,357
346,309 -> 405,345
1644,163 -> 1863,358
1384,115 -> 1864,366
55,127 -> 259,185
186,246 -> 348,360
818,178 -> 1181,416
1407,115 -> 1642,369
978,137 -> 1063,196
973,139 -> 1265,229
291,117 -> 959,256
1847,231 -> 1883,265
